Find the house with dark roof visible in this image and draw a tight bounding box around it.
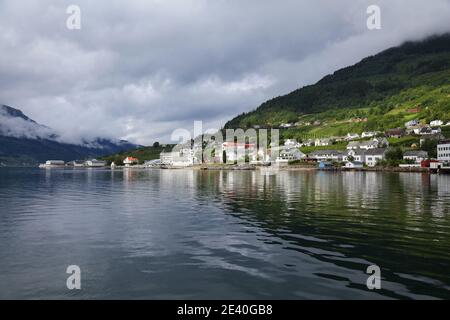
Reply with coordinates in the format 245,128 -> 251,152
364,148 -> 387,167
309,150 -> 344,162
403,150 -> 428,163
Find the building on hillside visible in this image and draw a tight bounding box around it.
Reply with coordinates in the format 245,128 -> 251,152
346,133 -> 360,141
309,150 -> 344,162
407,107 -> 421,113
430,120 -> 443,127
361,131 -> 378,138
403,150 -> 428,163
276,148 -> 305,164
346,141 -> 361,150
373,137 -> 389,147
385,128 -> 405,138
345,149 -> 366,163
359,140 -> 379,150
123,156 -> 139,167
284,139 -> 301,148
405,120 -> 419,128
85,159 -> 106,167
419,126 -> 433,135
437,140 -> 450,162
364,148 -> 387,167
314,138 -> 332,147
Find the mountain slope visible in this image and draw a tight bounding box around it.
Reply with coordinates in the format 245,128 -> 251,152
225,34 -> 450,133
0,105 -> 138,166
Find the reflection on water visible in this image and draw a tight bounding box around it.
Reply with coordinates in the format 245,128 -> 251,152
0,168 -> 449,299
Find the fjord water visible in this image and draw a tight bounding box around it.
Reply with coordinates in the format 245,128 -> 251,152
0,168 -> 449,299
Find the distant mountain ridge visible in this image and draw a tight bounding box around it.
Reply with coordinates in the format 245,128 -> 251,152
225,33 -> 450,133
0,105 -> 139,166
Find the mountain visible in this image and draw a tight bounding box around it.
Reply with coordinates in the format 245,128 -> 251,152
225,34 -> 450,137
0,105 -> 139,166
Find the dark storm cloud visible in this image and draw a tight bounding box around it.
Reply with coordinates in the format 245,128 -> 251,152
0,0 -> 449,144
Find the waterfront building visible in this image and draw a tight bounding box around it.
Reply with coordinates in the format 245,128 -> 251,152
84,159 -> 107,167
309,150 -> 344,162
276,148 -> 305,164
124,156 -> 139,167
403,150 -> 428,163
364,148 -> 387,167
437,140 -> 450,162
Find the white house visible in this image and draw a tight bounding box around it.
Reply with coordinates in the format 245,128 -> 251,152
309,150 -> 344,162
276,148 -> 305,164
315,138 -> 332,147
359,140 -> 379,150
85,159 -> 106,167
284,139 -> 301,148
405,120 -> 419,128
403,150 -> 428,163
219,142 -> 256,163
437,140 -> 450,162
346,133 -> 360,141
373,137 -> 389,147
123,156 -> 139,167
346,141 -> 361,150
364,148 -> 387,167
345,149 -> 365,163
430,120 -> 443,127
361,131 -> 378,138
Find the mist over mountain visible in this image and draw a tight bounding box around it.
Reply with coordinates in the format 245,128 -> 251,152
0,105 -> 138,166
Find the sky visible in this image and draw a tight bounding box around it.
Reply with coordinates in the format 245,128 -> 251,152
0,0 -> 449,145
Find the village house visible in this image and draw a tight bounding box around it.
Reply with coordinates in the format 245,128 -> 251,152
284,139 -> 302,148
385,128 -> 405,138
405,119 -> 419,128
364,148 -> 387,167
219,142 -> 256,163
276,148 -> 305,164
68,160 -> 85,167
123,156 -> 139,167
430,120 -> 443,127
346,133 -> 360,141
361,131 -> 378,138
309,150 -> 344,162
344,149 -> 366,163
403,150 -> 428,163
315,138 -> 332,147
437,140 -> 450,162
84,159 -> 107,167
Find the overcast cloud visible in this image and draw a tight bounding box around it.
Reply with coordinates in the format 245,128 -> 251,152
0,0 -> 449,144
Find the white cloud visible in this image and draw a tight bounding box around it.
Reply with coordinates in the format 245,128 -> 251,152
0,0 -> 449,145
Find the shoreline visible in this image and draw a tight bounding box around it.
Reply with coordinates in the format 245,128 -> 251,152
7,164 -> 445,174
